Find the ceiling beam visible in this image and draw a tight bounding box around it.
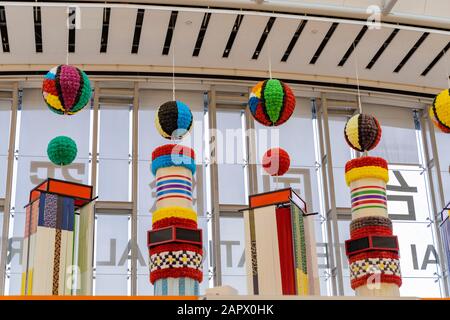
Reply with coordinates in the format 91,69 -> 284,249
382,0 -> 399,15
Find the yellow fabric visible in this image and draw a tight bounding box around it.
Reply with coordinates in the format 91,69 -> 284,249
345,114 -> 361,150
152,206 -> 197,224
251,81 -> 263,99
345,166 -> 389,186
20,270 -> 33,295
434,89 -> 450,128
154,111 -> 171,139
20,272 -> 26,295
44,94 -> 65,112
296,269 -> 309,296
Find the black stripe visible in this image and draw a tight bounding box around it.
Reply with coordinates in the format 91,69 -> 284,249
0,6 -> 9,53
100,7 -> 111,53
131,9 -> 145,54
366,29 -> 399,69
223,14 -> 244,58
54,65 -> 66,109
310,22 -> 338,64
356,114 -> 363,152
68,7 -> 76,53
394,32 -> 429,73
281,20 -> 307,62
162,11 -> 178,55
252,17 -> 276,60
421,41 -> 450,76
338,26 -> 368,67
192,12 -> 211,57
33,7 -> 43,53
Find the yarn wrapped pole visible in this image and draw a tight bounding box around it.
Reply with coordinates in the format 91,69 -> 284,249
344,156 -> 402,296
148,144 -> 202,296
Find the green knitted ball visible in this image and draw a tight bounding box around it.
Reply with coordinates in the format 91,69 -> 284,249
47,136 -> 78,166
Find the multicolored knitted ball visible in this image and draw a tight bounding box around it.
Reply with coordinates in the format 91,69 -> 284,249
248,79 -> 296,126
155,101 -> 193,140
430,89 -> 450,133
262,147 -> 290,176
344,114 -> 382,152
47,136 -> 78,166
42,65 -> 91,115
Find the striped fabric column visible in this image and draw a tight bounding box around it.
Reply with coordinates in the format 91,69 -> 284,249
21,192 -> 75,295
149,144 -> 203,296
344,156 -> 402,296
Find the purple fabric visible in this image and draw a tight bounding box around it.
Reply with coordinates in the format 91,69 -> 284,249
59,65 -> 80,110
156,184 -> 192,192
351,194 -> 387,203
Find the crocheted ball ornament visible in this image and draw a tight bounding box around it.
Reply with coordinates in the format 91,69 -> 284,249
344,114 -> 382,152
42,65 -> 91,115
151,144 -> 196,176
248,79 -> 296,126
155,101 -> 193,139
262,147 -> 290,176
47,136 -> 78,166
430,89 -> 450,133
345,156 -> 388,186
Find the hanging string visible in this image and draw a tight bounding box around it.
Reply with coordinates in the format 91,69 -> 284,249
268,29 -> 272,79
172,39 -> 176,101
353,42 -> 363,114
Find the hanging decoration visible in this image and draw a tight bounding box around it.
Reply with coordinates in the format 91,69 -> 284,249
42,65 -> 91,115
248,79 -> 296,126
155,101 -> 193,140
430,89 -> 450,133
344,113 -> 382,152
262,147 -> 290,176
47,136 -> 78,166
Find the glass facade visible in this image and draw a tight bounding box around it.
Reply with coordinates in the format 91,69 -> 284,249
0,85 -> 447,298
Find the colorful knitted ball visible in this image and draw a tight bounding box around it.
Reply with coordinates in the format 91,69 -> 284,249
344,113 -> 382,152
155,100 -> 193,140
42,65 -> 91,115
430,89 -> 450,133
248,79 -> 296,126
262,148 -> 290,176
47,136 -> 78,166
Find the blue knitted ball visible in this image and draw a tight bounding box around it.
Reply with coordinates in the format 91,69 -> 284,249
155,100 -> 193,140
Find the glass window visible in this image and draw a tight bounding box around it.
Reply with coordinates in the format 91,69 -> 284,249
98,104 -> 131,201
435,130 -> 450,206
94,213 -> 130,295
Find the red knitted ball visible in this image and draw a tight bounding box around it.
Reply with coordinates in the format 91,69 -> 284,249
262,148 -> 290,176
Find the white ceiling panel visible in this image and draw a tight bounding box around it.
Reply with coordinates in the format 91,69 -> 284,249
70,7 -> 103,64
197,12 -> 237,68
171,11 -> 205,67
137,9 -> 172,65
106,8 -> 138,63
2,6 -> 35,63
41,6 -> 68,64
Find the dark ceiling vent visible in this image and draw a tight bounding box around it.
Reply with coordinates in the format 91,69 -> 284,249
67,7 -> 76,53
193,12 -> 211,57
251,17 -> 276,60
100,7 -> 111,53
131,9 -> 145,54
394,32 -> 429,73
338,25 -> 368,67
162,11 -> 178,55
223,14 -> 244,58
366,28 -> 399,69
33,6 -> 42,53
0,6 -> 10,53
421,41 -> 450,76
281,20 -> 307,62
310,22 -> 339,64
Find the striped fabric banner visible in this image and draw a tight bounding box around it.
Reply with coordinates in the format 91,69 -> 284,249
351,185 -> 387,213
156,174 -> 193,202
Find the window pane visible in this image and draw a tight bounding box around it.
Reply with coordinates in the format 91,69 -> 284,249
98,105 -> 130,201
94,214 -> 130,295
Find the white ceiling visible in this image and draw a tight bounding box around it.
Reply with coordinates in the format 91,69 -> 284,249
0,4 -> 449,91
